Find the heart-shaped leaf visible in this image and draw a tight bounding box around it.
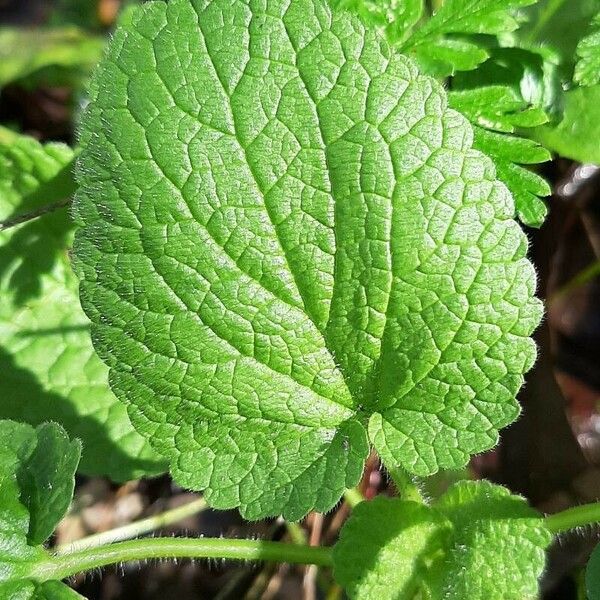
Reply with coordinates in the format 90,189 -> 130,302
73,0 -> 541,519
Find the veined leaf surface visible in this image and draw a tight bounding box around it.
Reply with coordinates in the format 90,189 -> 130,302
74,0 -> 542,519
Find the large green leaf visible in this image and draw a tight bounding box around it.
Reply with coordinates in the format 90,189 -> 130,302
0,420 -> 82,600
333,481 -> 552,599
74,0 -> 542,519
0,132 -> 166,480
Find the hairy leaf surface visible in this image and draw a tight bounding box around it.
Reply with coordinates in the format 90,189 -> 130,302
333,481 -> 552,599
0,133 -> 165,480
74,0 -> 542,519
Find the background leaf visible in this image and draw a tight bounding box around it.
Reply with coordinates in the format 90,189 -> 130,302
0,132 -> 166,480
535,85 -> 600,164
0,27 -> 104,88
333,481 -> 552,599
512,0 -> 600,164
575,13 -> 600,86
0,420 -> 82,600
587,542 -> 600,600
16,423 -> 80,545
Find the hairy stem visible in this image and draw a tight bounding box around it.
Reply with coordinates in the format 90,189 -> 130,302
55,497 -> 208,554
0,197 -> 71,231
34,537 -> 333,582
387,466 -> 424,503
286,520 -> 308,545
545,502 -> 600,534
343,488 -> 365,508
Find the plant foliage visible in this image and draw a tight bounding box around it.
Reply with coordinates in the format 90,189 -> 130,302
0,419 -> 83,599
74,0 -> 541,519
0,131 -> 165,480
333,481 -> 552,599
575,14 -> 600,86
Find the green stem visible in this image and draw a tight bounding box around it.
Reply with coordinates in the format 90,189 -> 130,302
548,260 -> 600,304
387,466 -> 424,503
55,497 -> 208,554
545,502 -> 600,534
285,521 -> 308,545
0,197 -> 71,231
34,537 -> 333,582
343,488 -> 365,508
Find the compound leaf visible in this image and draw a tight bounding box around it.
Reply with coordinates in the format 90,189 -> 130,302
0,132 -> 166,481
447,88 -> 551,227
575,13 -> 600,86
0,420 -> 81,600
74,0 -> 541,518
401,0 -> 537,76
333,481 -> 552,600
329,0 -> 423,46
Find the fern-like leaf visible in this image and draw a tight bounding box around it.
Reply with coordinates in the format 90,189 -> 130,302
575,13 -> 600,86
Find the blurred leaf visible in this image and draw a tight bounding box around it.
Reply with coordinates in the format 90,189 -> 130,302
0,27 -> 104,88
575,13 -> 600,86
515,0 -> 599,75
0,126 -> 76,221
16,423 -> 81,545
0,132 -> 166,480
535,84 -> 600,164
587,542 -> 600,600
50,0 -> 105,29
